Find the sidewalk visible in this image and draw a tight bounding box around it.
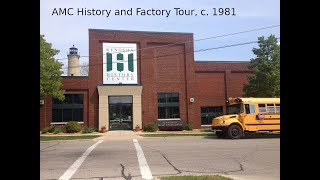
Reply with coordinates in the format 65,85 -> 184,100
95,130 -> 144,141
40,129 -> 213,138
136,129 -> 212,134
40,131 -> 144,142
40,132 -> 105,136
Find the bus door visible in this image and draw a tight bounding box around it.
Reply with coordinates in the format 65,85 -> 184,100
243,104 -> 259,131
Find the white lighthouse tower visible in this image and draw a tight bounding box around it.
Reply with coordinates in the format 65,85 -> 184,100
67,45 -> 80,76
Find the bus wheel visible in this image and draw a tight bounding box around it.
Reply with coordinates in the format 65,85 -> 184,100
227,125 -> 243,139
216,131 -> 226,138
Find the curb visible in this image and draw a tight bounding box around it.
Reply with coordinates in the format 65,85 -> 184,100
40,139 -> 99,143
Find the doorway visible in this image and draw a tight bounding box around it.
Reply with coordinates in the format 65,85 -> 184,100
109,96 -> 133,130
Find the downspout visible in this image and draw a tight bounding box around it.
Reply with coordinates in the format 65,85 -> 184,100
224,71 -> 228,114
44,98 -> 47,127
184,43 -> 189,124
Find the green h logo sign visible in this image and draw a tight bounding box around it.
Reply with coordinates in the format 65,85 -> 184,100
106,53 -> 134,72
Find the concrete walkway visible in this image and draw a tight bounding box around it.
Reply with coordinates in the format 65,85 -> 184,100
95,130 -> 144,141
40,129 -> 214,142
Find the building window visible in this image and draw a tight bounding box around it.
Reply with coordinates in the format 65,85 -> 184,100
158,93 -> 180,119
52,94 -> 83,122
201,106 -> 223,125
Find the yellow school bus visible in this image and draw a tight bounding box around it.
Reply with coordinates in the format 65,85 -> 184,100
212,97 -> 280,139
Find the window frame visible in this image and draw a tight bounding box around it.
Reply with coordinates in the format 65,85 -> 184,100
157,93 -> 180,120
267,104 -> 276,113
201,106 -> 223,125
275,104 -> 280,113
52,94 -> 84,123
258,104 -> 267,113
244,104 -> 256,114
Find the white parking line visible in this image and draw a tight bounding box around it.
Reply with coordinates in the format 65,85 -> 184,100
58,140 -> 103,180
133,139 -> 153,180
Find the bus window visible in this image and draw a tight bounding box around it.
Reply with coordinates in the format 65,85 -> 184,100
275,104 -> 280,113
226,104 -> 243,114
267,104 -> 275,113
258,104 -> 266,113
249,104 -> 256,114
245,104 -> 250,114
244,104 -> 256,114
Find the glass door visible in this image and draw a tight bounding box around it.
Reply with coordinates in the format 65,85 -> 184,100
109,104 -> 122,130
119,104 -> 132,130
109,96 -> 133,131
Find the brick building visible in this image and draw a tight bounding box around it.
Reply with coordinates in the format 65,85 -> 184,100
40,29 -> 252,131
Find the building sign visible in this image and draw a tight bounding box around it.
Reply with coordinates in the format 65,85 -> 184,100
103,43 -> 137,84
157,120 -> 183,131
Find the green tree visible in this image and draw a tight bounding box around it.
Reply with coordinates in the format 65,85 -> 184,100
40,35 -> 65,100
243,35 -> 280,97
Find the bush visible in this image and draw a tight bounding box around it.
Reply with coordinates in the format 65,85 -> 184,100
53,127 -> 64,134
65,121 -> 81,133
41,127 -> 50,134
143,123 -> 157,132
48,126 -> 55,133
94,128 -> 100,132
82,127 -> 95,134
182,124 -> 193,131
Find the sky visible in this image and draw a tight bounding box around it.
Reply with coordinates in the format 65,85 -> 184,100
40,0 -> 280,72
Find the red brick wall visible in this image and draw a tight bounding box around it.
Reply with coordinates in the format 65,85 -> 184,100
190,72 -> 225,128
195,73 -> 226,105
229,72 -> 251,97
40,97 -> 52,129
195,61 -> 250,72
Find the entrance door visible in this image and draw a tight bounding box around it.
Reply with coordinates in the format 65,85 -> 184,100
109,96 -> 133,130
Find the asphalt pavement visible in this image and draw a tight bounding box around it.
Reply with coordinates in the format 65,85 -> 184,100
40,131 -> 280,180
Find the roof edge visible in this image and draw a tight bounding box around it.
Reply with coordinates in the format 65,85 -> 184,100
89,29 -> 193,35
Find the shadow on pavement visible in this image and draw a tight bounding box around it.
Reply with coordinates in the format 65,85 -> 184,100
203,133 -> 280,139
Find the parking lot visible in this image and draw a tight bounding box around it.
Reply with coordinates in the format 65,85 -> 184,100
40,133 -> 280,180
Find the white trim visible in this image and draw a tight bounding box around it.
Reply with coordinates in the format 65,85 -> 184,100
201,125 -> 212,127
157,118 -> 181,121
133,139 -> 153,180
58,140 -> 103,180
50,122 -> 84,125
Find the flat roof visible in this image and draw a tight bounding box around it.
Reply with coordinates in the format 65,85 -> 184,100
89,29 -> 193,35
